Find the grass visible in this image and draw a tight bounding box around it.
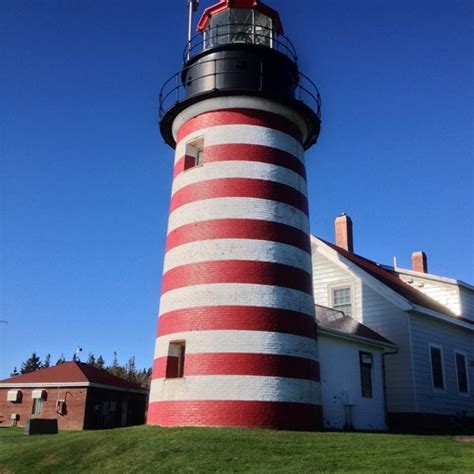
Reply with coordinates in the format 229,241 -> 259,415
0,425 -> 473,473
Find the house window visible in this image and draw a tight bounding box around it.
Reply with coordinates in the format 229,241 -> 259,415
32,398 -> 43,415
429,345 -> 445,391
184,138 -> 204,171
332,286 -> 352,317
359,352 -> 373,398
455,351 -> 469,394
166,341 -> 186,379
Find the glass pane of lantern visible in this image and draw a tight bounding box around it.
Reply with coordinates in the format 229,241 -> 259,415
229,9 -> 253,44
254,11 -> 273,46
210,10 -> 230,47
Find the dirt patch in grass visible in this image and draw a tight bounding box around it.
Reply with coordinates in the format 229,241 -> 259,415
455,436 -> 474,443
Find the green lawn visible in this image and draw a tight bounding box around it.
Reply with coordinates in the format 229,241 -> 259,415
0,426 -> 472,473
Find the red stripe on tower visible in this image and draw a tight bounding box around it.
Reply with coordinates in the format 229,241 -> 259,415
148,401 -> 323,431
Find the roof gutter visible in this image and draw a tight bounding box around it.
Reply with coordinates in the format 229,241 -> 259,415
410,305 -> 474,331
317,326 -> 398,350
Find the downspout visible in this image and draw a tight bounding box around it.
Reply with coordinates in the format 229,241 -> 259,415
382,347 -> 399,430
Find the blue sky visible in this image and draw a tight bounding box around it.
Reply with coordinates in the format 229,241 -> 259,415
1,0 -> 472,378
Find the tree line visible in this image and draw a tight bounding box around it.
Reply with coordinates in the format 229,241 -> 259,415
11,352 -> 151,388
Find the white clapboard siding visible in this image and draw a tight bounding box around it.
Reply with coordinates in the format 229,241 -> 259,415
318,335 -> 387,431
398,275 -> 461,316
409,314 -> 474,416
459,286 -> 474,322
312,251 -> 362,319
357,283 -> 417,413
311,246 -> 417,413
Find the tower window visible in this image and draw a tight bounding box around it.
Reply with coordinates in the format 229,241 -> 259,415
429,345 -> 445,391
184,138 -> 204,171
331,286 -> 353,317
359,352 -> 373,398
166,341 -> 186,379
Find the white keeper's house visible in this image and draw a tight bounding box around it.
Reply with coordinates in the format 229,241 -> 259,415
312,214 -> 474,431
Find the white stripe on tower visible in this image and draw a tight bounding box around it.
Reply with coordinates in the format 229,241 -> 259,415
154,330 -> 318,359
167,197 -> 310,234
163,239 -> 312,273
158,283 -> 316,316
171,161 -> 308,197
149,376 -> 322,404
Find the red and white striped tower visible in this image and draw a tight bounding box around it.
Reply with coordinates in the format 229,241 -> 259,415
148,0 -> 323,430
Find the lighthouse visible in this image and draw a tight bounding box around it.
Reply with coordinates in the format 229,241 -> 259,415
148,0 -> 323,430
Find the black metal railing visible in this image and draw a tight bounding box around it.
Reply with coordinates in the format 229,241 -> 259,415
183,23 -> 298,63
159,56 -> 321,121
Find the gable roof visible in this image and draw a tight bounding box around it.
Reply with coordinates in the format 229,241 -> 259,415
0,361 -> 146,392
323,240 -> 458,317
315,305 -> 396,348
315,238 -> 473,328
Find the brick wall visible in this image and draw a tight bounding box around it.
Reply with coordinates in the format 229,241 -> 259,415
0,386 -> 87,430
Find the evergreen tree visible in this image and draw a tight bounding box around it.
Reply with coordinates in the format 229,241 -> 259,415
96,355 -> 105,369
87,353 -> 96,366
20,352 -> 42,374
43,354 -> 51,368
10,367 -> 19,377
109,351 -> 125,378
126,356 -> 137,384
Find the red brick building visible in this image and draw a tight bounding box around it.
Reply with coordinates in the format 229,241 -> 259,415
0,362 -> 148,430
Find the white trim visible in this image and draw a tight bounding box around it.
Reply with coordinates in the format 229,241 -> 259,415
0,382 -> 89,388
316,327 -> 397,350
328,282 -> 355,319
454,350 -> 470,396
172,96 -> 310,145
428,343 -> 446,394
389,267 -> 474,292
0,381 -> 147,394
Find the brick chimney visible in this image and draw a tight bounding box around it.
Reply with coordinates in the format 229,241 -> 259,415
335,213 -> 353,252
412,251 -> 428,273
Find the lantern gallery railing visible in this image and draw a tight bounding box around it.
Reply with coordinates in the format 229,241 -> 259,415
183,23 -> 297,63
159,57 -> 321,121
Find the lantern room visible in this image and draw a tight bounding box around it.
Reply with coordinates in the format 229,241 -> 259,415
196,0 -> 283,50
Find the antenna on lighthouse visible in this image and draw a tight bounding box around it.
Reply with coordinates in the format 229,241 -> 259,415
187,0 -> 200,60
